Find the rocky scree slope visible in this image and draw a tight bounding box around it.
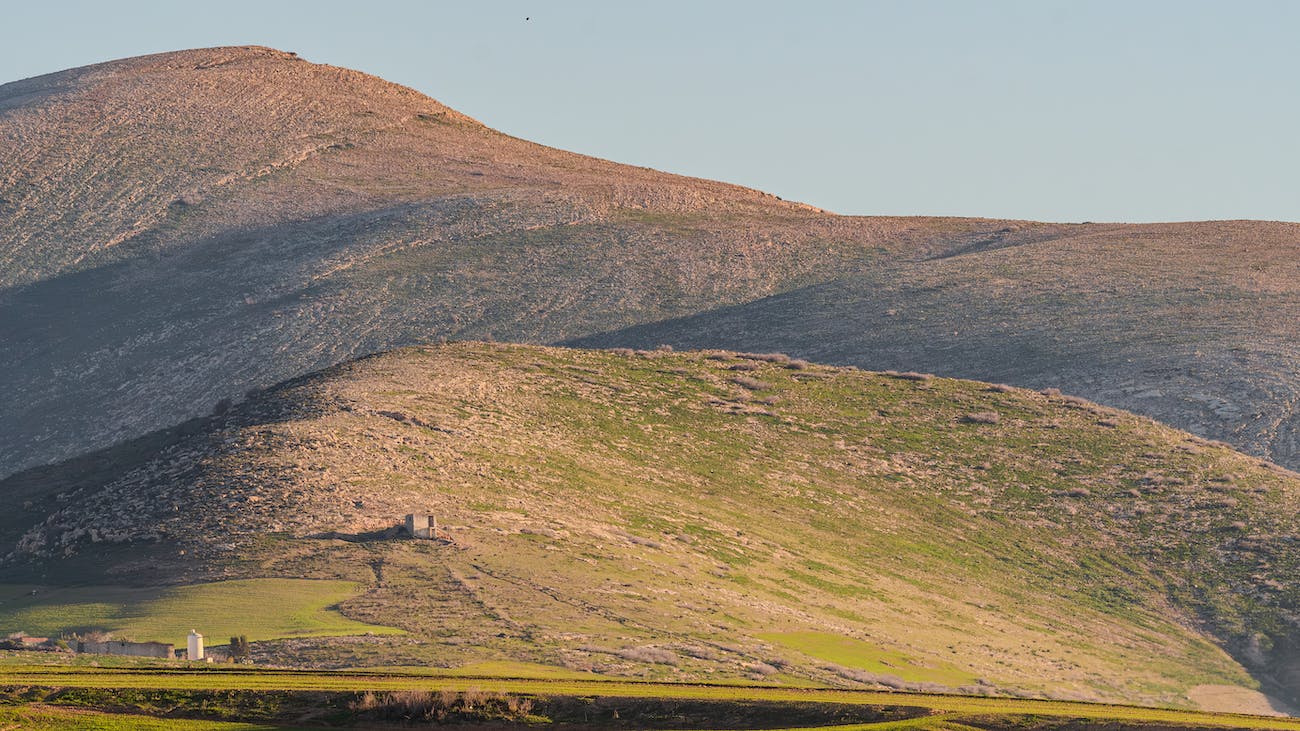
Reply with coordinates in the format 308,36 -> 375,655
0,46 -> 1021,476
1,47 -> 1299,478
3,342 -> 1300,710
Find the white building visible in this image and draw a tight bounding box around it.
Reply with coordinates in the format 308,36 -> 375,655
187,629 -> 204,661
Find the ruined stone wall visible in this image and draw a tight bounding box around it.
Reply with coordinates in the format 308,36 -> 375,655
79,640 -> 173,658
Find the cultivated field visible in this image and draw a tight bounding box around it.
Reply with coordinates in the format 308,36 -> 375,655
3,662 -> 1300,730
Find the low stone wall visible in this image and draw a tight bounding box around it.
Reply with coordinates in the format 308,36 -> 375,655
78,640 -> 173,658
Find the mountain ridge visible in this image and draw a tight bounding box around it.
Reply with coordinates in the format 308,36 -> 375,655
1,46 -> 1298,486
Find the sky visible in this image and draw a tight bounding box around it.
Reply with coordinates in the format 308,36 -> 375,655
2,1 -> 1297,223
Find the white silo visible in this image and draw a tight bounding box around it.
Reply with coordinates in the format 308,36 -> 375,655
187,629 -> 204,661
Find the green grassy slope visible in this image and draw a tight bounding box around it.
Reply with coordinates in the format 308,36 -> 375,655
3,343 -> 1300,710
0,579 -> 400,646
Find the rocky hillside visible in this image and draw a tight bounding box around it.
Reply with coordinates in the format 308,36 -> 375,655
1,46 -> 1298,477
3,343 -> 1300,712
572,219 -> 1300,469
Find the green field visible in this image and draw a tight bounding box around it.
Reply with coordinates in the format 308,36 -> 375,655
759,632 -> 977,687
1,664 -> 1298,730
0,579 -> 401,646
0,705 -> 285,730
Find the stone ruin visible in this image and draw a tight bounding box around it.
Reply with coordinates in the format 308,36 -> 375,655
78,639 -> 174,659
404,513 -> 437,539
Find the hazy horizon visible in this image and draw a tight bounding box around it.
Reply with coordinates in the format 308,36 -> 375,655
3,0 -> 1297,224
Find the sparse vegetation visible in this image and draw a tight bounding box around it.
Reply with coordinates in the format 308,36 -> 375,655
885,371 -> 934,382
615,646 -> 680,665
352,688 -> 536,723
4,343 -> 1300,709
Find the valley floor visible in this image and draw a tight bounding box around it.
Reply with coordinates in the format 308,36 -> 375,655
2,660 -> 1299,730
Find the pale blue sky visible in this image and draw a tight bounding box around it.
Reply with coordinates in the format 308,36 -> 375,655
3,1 -> 1297,223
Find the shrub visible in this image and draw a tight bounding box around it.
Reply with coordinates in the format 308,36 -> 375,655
351,689 -> 533,722
616,530 -> 662,549
885,371 -> 933,382
741,352 -> 790,363
616,646 -> 680,665
504,695 -> 533,716
678,645 -> 722,661
228,635 -> 250,663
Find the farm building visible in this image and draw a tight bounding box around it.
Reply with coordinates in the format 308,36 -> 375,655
405,513 -> 438,539
78,639 -> 174,659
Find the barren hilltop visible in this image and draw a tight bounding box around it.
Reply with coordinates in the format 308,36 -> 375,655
1,46 -> 1298,477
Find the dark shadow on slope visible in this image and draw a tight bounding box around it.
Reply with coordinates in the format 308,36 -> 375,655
560,271 -> 1294,466
307,527 -> 404,543
0,196 -> 518,478
0,362 -> 366,556
925,226 -> 1047,261
1,190 -> 924,479
0,415 -> 213,549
